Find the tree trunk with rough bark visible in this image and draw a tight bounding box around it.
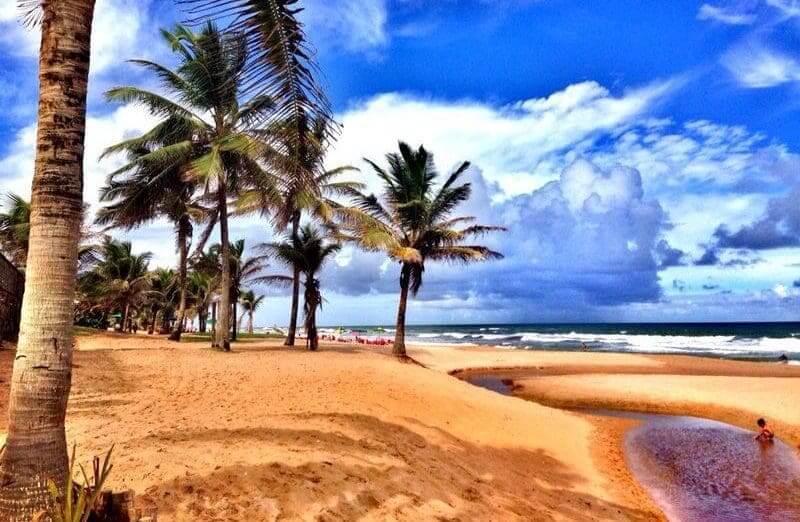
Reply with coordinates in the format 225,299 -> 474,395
285,211 -> 301,346
214,182 -> 231,351
248,309 -> 254,335
169,216 -> 189,341
0,1 -> 96,518
393,264 -> 411,357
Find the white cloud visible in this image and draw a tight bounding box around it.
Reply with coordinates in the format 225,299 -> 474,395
329,80 -> 677,197
303,0 -> 388,52
697,4 -> 756,25
722,44 -> 800,88
0,0 -> 153,75
765,0 -> 800,18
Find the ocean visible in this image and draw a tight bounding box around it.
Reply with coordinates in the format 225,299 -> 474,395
321,322 -> 800,362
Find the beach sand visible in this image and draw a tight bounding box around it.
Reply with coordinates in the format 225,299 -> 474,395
0,334 -> 798,520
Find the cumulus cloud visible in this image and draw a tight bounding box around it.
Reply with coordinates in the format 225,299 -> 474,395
710,185 -> 800,249
721,44 -> 800,88
321,157 -> 674,320
697,4 -> 756,25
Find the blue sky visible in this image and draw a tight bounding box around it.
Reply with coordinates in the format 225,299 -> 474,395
2,0 -> 800,325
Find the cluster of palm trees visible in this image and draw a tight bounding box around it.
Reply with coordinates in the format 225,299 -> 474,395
0,1 -> 504,518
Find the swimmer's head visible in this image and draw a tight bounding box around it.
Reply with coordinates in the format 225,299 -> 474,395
757,418 -> 766,428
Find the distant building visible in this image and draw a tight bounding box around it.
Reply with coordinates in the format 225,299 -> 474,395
0,253 -> 24,344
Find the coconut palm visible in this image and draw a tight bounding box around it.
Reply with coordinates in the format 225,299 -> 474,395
103,24 -> 283,350
147,268 -> 177,334
84,239 -> 153,332
188,269 -> 216,333
96,140 -> 207,342
0,193 -> 31,268
259,224 -> 339,351
0,4 -> 97,515
339,143 -> 505,357
238,117 -> 362,346
238,290 -> 265,335
211,239 -> 273,341
4,0 -> 332,514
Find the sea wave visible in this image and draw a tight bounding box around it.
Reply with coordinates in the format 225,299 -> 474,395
406,329 -> 800,358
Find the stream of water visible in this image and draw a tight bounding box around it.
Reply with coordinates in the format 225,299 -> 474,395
461,373 -> 800,521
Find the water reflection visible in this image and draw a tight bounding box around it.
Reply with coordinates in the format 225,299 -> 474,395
626,416 -> 800,521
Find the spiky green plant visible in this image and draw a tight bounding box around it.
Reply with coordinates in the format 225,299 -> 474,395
45,444 -> 113,522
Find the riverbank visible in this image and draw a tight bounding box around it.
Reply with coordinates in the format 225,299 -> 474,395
1,334 -> 797,520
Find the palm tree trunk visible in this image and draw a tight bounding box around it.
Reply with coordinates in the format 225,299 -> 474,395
199,305 -> 207,333
248,309 -> 254,335
231,300 -> 238,341
393,264 -> 411,357
211,301 -> 216,336
123,302 -> 131,333
215,181 -> 231,351
285,211 -> 301,346
0,1 -> 96,518
169,216 -> 189,341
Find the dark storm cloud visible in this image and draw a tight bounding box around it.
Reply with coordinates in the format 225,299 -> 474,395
711,185 -> 800,250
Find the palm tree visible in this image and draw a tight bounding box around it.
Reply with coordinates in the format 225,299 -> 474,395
238,117 -> 362,346
188,269 -> 215,333
147,268 -> 177,334
211,239 -> 270,341
96,139 -> 206,342
238,290 -> 265,335
3,0 -> 332,514
104,24 -> 282,350
0,3 -> 97,516
259,224 -> 339,351
339,143 -> 505,357
83,239 -> 153,332
0,193 -> 31,268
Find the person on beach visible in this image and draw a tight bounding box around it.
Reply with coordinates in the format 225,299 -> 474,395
754,418 -> 774,442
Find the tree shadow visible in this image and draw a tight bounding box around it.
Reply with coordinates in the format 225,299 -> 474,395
135,413 -> 660,521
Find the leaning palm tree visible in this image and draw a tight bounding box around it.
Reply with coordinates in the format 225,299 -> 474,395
0,193 -> 31,268
238,117 -> 362,346
3,0 -> 333,515
104,24 -> 282,350
96,142 -> 206,342
338,143 -> 505,357
238,290 -> 265,335
259,224 -> 339,351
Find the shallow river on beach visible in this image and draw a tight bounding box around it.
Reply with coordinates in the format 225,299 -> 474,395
462,373 -> 800,521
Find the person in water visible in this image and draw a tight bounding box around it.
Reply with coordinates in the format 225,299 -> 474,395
754,418 -> 774,442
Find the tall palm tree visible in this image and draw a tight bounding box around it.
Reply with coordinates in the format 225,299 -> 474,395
259,224 -> 339,351
339,143 -> 505,357
238,117 -> 362,346
96,140 -> 206,342
238,290 -> 265,335
0,2 -> 97,517
3,0 -> 332,514
211,239 -> 270,341
104,24 -> 281,350
0,193 -> 31,268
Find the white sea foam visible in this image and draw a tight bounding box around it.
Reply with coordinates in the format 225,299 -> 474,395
407,329 -> 800,357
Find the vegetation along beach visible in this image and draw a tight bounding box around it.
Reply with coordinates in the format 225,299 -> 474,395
1,1 -> 799,521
